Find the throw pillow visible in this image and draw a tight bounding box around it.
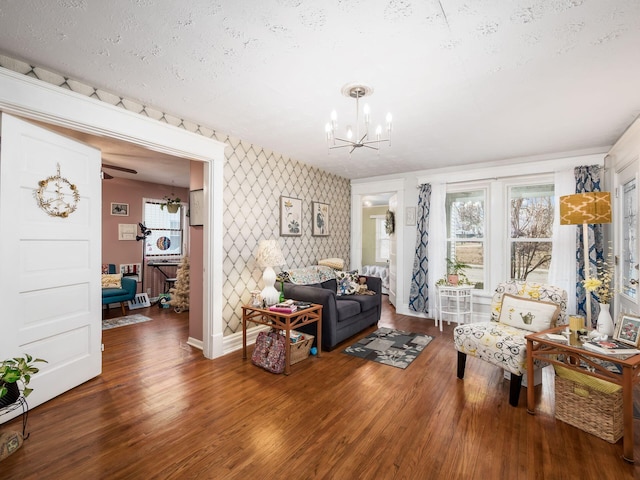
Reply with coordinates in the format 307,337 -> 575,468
318,258 -> 344,270
101,273 -> 122,289
335,270 -> 359,296
498,293 -> 560,332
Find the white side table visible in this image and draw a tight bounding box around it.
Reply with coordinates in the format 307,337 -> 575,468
435,285 -> 473,331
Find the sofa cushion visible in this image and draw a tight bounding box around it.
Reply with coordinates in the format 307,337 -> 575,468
321,279 -> 337,291
498,293 -> 560,332
336,299 -> 361,321
102,287 -> 127,298
348,294 -> 380,313
101,273 -> 122,289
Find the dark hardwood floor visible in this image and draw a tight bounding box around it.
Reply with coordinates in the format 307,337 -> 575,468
1,299 -> 637,479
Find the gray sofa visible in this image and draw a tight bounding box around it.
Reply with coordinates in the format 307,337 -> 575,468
279,275 -> 382,351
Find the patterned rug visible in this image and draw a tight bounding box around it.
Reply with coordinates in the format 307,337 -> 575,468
102,314 -> 152,330
342,327 -> 433,369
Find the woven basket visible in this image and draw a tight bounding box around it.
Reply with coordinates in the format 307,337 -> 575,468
289,331 -> 314,365
554,366 -> 623,443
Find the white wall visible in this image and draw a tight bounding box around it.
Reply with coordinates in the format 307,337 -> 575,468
352,150 -> 609,319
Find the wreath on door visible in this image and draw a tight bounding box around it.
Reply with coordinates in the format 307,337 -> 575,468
385,210 -> 395,235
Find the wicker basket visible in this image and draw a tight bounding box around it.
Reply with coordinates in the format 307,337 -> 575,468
554,366 -> 623,443
289,330 -> 314,365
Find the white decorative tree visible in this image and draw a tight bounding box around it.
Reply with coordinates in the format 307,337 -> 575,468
169,256 -> 190,313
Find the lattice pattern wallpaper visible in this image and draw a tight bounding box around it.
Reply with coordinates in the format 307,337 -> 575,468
0,54 -> 351,337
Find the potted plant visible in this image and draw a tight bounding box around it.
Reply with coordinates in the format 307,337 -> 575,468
161,195 -> 181,214
446,257 -> 469,286
0,354 -> 47,408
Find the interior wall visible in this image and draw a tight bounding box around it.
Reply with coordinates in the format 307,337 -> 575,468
362,206 -> 387,266
189,161 -> 204,342
102,177 -> 189,296
0,55 -> 352,341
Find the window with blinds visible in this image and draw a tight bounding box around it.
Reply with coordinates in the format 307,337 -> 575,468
143,200 -> 183,257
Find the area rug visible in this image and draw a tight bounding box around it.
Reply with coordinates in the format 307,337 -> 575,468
342,327 -> 433,369
102,314 -> 152,330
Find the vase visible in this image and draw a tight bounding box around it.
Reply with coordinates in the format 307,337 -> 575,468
0,382 -> 20,408
596,303 -> 614,336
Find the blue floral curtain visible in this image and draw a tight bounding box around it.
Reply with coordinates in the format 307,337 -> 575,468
409,184 -> 431,313
575,165 -> 605,325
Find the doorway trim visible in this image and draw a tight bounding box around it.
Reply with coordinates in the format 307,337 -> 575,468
0,67 -> 227,358
351,179 -> 405,310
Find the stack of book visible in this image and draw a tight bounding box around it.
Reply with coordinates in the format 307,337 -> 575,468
269,301 -> 297,313
583,338 -> 640,355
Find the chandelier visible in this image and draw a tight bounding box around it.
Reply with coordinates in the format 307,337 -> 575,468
325,83 -> 392,154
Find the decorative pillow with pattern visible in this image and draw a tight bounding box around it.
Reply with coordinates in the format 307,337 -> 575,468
335,270 -> 359,296
101,273 -> 122,289
498,293 -> 560,332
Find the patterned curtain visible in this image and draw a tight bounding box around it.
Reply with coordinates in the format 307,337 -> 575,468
409,184 -> 432,313
575,165 -> 605,326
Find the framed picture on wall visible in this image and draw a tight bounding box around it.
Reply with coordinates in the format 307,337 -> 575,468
111,203 -> 129,216
189,189 -> 204,226
312,202 -> 329,236
280,196 -> 302,236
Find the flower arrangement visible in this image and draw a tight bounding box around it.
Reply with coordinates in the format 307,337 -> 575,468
582,252 -> 615,304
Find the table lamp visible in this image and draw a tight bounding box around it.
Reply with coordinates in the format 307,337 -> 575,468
559,192 -> 612,327
255,239 -> 286,306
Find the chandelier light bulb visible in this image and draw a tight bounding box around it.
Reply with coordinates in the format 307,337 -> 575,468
375,125 -> 382,138
346,126 -> 353,140
363,104 -> 371,124
386,112 -> 392,125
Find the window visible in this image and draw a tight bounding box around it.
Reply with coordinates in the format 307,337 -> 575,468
445,190 -> 486,288
508,184 -> 554,283
374,216 -> 390,262
143,200 -> 184,257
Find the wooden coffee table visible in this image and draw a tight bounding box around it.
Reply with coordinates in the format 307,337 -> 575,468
526,326 -> 640,463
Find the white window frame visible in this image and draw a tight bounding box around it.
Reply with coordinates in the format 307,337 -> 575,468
143,197 -> 187,258
445,185 -> 489,292
505,179 -> 555,284
371,214 -> 390,263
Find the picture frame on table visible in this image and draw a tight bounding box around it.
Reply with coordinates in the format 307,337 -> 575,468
110,202 -> 129,216
613,313 -> 640,348
312,201 -> 329,237
279,196 -> 302,237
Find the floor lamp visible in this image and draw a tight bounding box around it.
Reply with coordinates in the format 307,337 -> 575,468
559,192 -> 612,327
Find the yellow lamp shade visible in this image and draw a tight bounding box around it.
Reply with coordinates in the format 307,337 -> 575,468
559,192 -> 611,225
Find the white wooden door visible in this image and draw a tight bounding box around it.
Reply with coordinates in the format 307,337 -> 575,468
615,160 -> 639,318
0,114 -> 102,420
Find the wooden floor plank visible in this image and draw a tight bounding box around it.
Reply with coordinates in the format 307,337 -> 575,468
1,300 -> 638,479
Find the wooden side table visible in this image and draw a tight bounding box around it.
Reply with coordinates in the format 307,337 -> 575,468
435,285 -> 473,331
526,326 -> 640,463
242,304 -> 322,375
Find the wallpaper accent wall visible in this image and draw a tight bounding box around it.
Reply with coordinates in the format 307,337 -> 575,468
0,54 -> 351,337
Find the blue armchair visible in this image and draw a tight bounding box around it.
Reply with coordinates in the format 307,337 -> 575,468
102,277 -> 137,316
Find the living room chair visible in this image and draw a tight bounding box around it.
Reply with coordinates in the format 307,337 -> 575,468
102,274 -> 138,316
453,280 -> 568,406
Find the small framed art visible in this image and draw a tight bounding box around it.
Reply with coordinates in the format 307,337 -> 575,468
111,203 -> 129,216
312,202 -> 329,236
613,313 -> 640,348
189,189 -> 204,226
280,196 -> 302,236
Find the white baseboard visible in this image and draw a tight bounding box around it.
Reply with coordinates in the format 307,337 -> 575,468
222,325 -> 269,355
187,337 -> 203,350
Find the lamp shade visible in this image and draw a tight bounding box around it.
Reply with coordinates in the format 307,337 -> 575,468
255,239 -> 286,267
559,192 -> 612,225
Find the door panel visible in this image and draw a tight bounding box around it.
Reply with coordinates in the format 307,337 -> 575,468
616,160 -> 639,317
0,113 -> 102,421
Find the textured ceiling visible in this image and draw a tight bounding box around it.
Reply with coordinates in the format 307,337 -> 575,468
0,0 -> 639,181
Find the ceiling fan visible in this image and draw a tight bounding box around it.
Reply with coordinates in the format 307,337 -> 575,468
102,163 -> 138,179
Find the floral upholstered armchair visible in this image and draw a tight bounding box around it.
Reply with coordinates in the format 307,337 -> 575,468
453,281 -> 568,406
